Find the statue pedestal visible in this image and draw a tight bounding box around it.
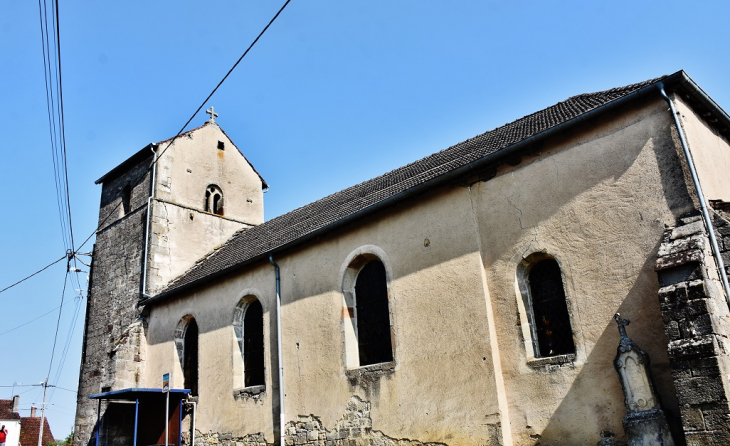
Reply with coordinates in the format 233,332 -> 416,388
623,409 -> 673,446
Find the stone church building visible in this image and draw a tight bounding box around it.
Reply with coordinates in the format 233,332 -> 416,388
74,71 -> 730,445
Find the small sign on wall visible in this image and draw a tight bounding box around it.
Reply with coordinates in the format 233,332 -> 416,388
162,373 -> 170,393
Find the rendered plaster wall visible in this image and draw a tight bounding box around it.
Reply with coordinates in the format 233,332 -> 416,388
472,98 -> 691,444
154,122 -> 264,226
146,261 -> 277,442
145,199 -> 251,294
673,95 -> 730,203
145,184 -> 505,445
144,97 -> 700,445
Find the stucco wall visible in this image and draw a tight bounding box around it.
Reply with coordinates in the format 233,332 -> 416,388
474,98 -> 691,444
143,97 -> 698,445
146,185 -> 503,445
673,95 -> 730,203
146,200 -> 251,294
155,123 -> 264,226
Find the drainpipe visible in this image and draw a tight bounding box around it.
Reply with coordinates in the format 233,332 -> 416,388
658,83 -> 730,308
142,144 -> 158,298
269,256 -> 285,446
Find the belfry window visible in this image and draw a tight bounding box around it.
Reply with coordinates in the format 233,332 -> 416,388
183,318 -> 199,395
527,258 -> 575,357
204,185 -> 224,216
355,260 -> 393,366
242,300 -> 265,387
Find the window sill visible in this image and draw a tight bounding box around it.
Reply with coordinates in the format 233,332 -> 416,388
345,361 -> 395,386
527,353 -> 576,370
233,384 -> 266,402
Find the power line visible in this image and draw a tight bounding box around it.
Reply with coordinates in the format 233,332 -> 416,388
0,298 -> 74,337
45,271 -> 69,381
0,255 -> 66,296
73,0 -> 293,257
4,0 -> 294,295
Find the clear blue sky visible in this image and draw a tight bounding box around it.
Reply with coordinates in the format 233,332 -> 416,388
1,0 -> 729,439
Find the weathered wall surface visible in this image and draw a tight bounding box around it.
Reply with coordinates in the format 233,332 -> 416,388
146,184 -> 504,445
75,157 -> 152,446
474,98 -> 691,444
155,123 -> 264,226
142,98 -> 703,445
146,200 -> 250,294
146,261 -> 277,441
674,95 -> 730,203
146,122 -> 263,293
76,123 -> 266,445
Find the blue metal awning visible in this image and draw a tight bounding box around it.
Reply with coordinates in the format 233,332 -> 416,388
89,388 -> 190,400
89,388 -> 191,445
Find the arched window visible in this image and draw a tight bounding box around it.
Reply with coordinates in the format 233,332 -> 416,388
527,258 -> 575,357
183,318 -> 199,395
243,300 -> 265,387
233,296 -> 266,389
354,260 -> 393,366
204,185 -> 224,216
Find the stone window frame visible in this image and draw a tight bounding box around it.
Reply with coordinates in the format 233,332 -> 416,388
340,245 -> 397,371
174,314 -> 199,394
515,252 -> 580,367
232,290 -> 267,395
204,184 -> 224,216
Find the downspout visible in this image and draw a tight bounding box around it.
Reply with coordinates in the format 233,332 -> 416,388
658,83 -> 730,308
269,256 -> 285,446
142,144 -> 158,298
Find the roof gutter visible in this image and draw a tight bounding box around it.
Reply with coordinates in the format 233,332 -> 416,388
140,72 -> 693,308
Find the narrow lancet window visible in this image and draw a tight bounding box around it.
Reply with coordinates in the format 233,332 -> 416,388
355,260 -> 393,366
183,318 -> 199,395
243,300 -> 265,387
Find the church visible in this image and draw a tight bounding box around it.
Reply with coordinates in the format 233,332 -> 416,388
74,70 -> 730,445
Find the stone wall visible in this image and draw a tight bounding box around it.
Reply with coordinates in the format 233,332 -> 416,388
655,214 -> 730,444
74,158 -> 152,446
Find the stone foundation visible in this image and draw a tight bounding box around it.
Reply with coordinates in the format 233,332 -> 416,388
185,396 -> 452,446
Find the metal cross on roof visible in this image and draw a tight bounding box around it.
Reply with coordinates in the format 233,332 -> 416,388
206,107 -> 219,123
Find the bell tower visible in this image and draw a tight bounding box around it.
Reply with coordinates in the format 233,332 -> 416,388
74,117 -> 266,445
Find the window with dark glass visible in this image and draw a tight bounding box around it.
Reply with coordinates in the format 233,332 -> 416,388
355,260 -> 393,366
528,259 -> 575,357
183,318 -> 199,395
204,185 -> 224,216
243,300 -> 265,387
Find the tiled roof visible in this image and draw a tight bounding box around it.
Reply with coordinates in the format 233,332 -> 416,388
0,400 -> 19,420
20,417 -> 54,445
153,73 -> 673,299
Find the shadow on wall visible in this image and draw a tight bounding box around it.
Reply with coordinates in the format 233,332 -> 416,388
540,252 -> 683,445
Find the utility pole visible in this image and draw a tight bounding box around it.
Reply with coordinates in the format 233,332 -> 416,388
37,378 -> 48,446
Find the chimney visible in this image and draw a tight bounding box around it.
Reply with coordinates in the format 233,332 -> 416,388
30,405 -> 36,418
11,395 -> 18,414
